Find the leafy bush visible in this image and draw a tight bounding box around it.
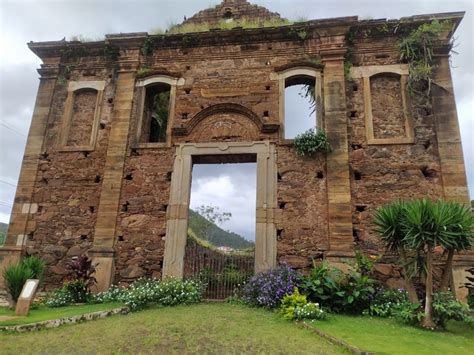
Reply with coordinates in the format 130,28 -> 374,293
293,128 -> 331,156
242,265 -> 300,308
3,263 -> 34,303
368,289 -> 412,317
65,255 -> 97,302
390,291 -> 472,328
301,261 -> 376,314
280,288 -> 326,321
432,292 -> 472,329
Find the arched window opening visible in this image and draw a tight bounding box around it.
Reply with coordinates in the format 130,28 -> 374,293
142,83 -> 171,143
284,75 -> 316,139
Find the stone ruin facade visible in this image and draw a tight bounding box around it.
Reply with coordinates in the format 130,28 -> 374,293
0,0 -> 471,300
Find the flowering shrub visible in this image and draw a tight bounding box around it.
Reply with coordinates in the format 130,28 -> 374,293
294,302 -> 326,320
93,278 -> 204,311
368,289 -> 411,318
280,288 -> 326,321
44,287 -> 76,307
242,265 -> 300,308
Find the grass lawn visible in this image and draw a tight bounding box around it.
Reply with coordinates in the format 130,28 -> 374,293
0,303 -> 346,354
0,302 -> 123,326
309,314 -> 474,355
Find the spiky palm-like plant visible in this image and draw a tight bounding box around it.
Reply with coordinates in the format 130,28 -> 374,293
373,201 -> 418,303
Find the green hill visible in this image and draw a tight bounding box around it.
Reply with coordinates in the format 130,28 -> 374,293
0,222 -> 7,245
188,209 -> 254,250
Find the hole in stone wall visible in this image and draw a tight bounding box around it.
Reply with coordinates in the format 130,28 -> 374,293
40,177 -> 48,185
316,171 -> 324,179
277,172 -> 282,181
37,205 -> 43,213
184,88 -> 191,94
80,235 -> 88,240
421,166 -> 436,178
267,45 -> 273,50
118,235 -> 124,242
100,123 -> 106,130
89,206 -> 95,213
354,170 -> 362,181
121,201 -> 130,212
181,112 -> 189,119
161,204 -> 168,212
159,259 -> 163,268
186,65 -> 191,70
351,143 -> 363,150
353,228 -> 360,241
356,205 -> 366,212
166,172 -> 172,181
27,232 -> 34,240
223,8 -> 233,19
40,152 -> 49,160
124,173 -> 133,181
423,107 -> 432,116
82,151 -> 90,158
277,229 -> 283,239
350,110 -> 357,118
266,85 -> 271,90
94,175 -> 102,183
423,140 -> 431,150
131,148 -> 140,156
108,98 -> 113,104
263,111 -> 269,117
353,83 -> 358,92
279,202 -> 287,209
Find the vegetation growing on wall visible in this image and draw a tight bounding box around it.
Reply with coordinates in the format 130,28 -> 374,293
293,128 -> 331,156
398,20 -> 452,103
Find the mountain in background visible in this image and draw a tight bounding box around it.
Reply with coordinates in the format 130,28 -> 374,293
188,209 -> 254,249
0,222 -> 7,245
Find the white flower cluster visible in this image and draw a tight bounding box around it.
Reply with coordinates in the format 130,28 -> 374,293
94,278 -> 204,311
294,302 -> 326,320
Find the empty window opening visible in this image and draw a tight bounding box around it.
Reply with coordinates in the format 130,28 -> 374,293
186,161 -> 256,299
142,83 -> 171,143
284,76 -> 316,139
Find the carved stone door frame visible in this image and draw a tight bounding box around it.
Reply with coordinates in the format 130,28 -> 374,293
162,141 -> 278,278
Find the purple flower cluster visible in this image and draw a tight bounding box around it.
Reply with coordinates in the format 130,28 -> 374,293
242,265 -> 300,308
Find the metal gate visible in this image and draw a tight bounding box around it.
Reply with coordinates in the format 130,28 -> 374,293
183,235 -> 254,299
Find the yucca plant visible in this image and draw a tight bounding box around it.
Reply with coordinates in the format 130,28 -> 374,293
3,263 -> 34,305
373,200 -> 418,303
21,255 -> 46,285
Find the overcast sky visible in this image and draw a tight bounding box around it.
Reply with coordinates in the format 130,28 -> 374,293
0,1 -> 473,239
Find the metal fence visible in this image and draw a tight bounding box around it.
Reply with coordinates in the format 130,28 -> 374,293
184,236 -> 254,299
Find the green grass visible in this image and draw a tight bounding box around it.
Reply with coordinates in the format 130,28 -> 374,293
0,303 -> 123,326
0,303 -> 346,354
309,314 -> 474,355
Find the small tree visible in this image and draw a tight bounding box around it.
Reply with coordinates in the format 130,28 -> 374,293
374,199 -> 474,329
373,201 -> 418,303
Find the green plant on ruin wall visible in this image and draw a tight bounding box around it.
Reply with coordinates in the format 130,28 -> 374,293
141,37 -> 155,56
136,66 -> 153,78
103,44 -> 120,62
293,128 -> 332,156
398,20 -> 452,104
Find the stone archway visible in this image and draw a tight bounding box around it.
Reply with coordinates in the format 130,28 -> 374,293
162,141 -> 278,278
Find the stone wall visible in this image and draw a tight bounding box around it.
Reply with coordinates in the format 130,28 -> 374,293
2,9 -> 469,293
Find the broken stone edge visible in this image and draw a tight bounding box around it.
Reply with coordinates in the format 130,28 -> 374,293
0,306 -> 129,333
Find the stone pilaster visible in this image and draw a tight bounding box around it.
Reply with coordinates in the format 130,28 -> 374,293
90,70 -> 136,292
322,51 -> 354,262
432,51 -> 472,302
0,66 -> 58,288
